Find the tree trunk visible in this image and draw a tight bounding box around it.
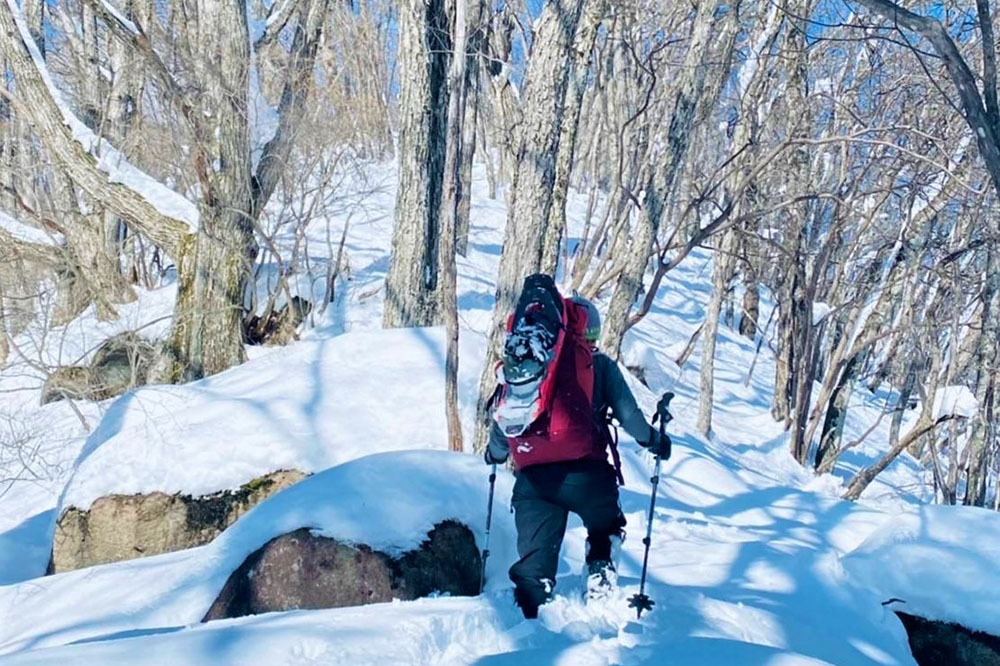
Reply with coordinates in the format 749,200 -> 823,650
739,280 -> 759,338
787,262 -> 814,464
601,0 -> 725,357
0,285 -> 8,368
540,0 -> 604,276
963,372 -> 993,506
474,0 -> 590,451
697,230 -> 736,436
383,0 -> 452,328
164,0 -> 255,382
455,0 -> 485,257
440,0 -> 473,453
814,352 -> 861,472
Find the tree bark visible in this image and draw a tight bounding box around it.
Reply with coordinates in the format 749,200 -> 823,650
814,352 -> 861,472
164,0 -> 255,382
384,0 -> 452,328
601,0 -> 728,357
540,0 -> 605,275
440,0 -> 473,452
739,280 -> 759,338
697,230 -> 736,436
474,0 -> 591,451
455,0 -> 486,257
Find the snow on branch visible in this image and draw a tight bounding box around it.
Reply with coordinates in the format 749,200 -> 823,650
0,210 -> 59,247
932,385 -> 979,420
96,0 -> 139,36
254,0 -> 297,50
1,0 -> 199,244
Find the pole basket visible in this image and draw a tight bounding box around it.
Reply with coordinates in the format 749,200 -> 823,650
628,592 -> 655,618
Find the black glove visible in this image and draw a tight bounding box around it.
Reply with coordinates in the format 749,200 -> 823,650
484,447 -> 508,466
642,426 -> 672,459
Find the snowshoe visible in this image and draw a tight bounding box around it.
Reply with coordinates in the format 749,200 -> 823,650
493,274 -> 567,437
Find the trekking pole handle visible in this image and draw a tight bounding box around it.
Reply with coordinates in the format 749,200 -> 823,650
653,392 -> 675,430
651,392 -> 674,462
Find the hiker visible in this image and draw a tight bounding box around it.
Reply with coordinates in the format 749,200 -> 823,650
485,277 -> 670,619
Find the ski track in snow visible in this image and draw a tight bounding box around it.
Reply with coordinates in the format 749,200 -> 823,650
0,164 -> 995,664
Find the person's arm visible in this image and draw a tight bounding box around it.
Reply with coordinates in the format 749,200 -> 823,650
485,421 -> 510,464
596,354 -> 654,444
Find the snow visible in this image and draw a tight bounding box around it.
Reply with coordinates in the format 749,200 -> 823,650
812,301 -> 832,325
0,211 -> 59,246
0,161 -> 996,665
0,281 -> 179,583
0,451 -> 519,657
59,326 -> 489,512
842,504 -> 1000,636
6,0 -> 199,230
0,439 -> 920,665
98,0 -> 140,36
932,385 -> 979,420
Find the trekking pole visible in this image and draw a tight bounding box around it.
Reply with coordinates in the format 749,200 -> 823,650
629,392 -> 674,619
479,463 -> 498,595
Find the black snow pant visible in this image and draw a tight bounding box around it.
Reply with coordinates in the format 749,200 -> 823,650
509,459 -> 626,619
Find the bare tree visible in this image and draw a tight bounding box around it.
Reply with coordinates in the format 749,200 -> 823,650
383,0 -> 452,328
1,0 -> 332,382
474,0 -> 594,450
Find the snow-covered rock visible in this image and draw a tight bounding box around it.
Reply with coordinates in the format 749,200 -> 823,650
0,451 -> 517,656
203,520 -> 481,621
57,327 -> 482,514
50,326 -> 486,568
841,504 -> 1000,637
51,469 -> 306,573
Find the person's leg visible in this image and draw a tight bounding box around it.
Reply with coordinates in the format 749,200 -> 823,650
508,474 -> 569,619
558,463 -> 626,565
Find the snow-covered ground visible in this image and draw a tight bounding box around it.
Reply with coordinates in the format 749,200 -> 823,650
0,164 -> 997,665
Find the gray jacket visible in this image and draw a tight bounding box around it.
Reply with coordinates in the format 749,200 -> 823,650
487,352 -> 653,463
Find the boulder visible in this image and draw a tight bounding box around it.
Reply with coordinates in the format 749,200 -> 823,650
897,612 -> 1000,666
50,469 -> 306,573
40,366 -> 91,405
203,520 -> 481,621
40,332 -> 158,406
88,332 -> 157,400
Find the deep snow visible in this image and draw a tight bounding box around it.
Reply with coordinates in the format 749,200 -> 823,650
0,162 -> 997,665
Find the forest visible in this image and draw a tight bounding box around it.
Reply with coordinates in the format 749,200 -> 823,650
1,0 -> 997,512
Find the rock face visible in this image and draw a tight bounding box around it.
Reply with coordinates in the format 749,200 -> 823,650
41,332 -> 158,405
50,470 -> 306,573
244,297 -> 313,346
203,520 -> 481,621
897,612 -> 1000,666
